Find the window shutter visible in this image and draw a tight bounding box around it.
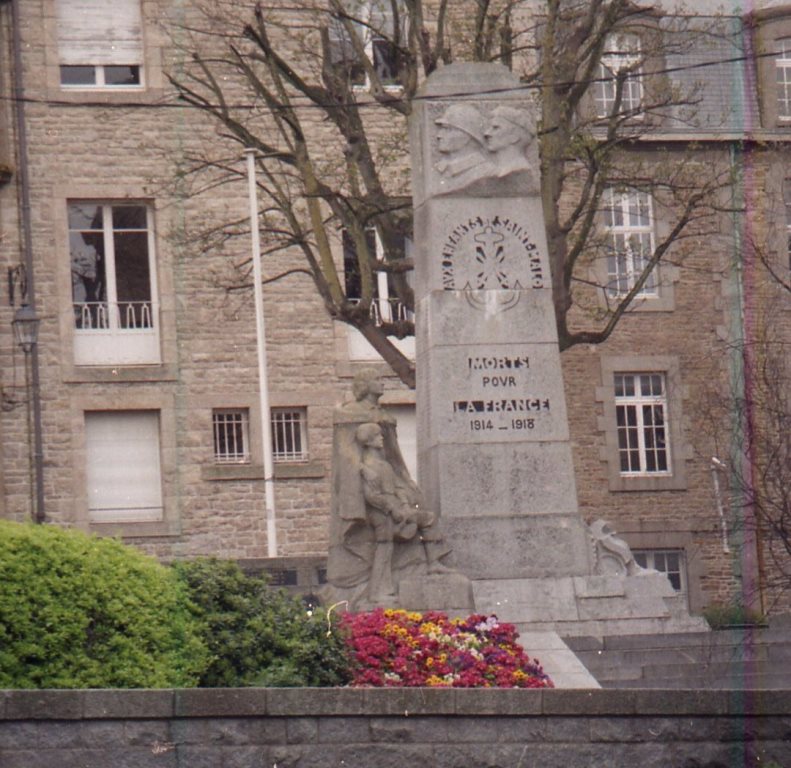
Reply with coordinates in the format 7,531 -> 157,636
56,0 -> 143,66
85,411 -> 163,522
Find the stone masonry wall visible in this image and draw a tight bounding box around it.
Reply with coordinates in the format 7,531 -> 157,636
1,688 -> 789,768
1,1 -> 789,614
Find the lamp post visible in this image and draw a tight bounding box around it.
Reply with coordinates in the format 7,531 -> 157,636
12,302 -> 45,523
12,302 -> 39,352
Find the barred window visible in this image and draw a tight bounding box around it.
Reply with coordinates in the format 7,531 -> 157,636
634,549 -> 686,593
271,408 -> 308,462
614,372 -> 670,475
594,33 -> 643,118
777,39 -> 791,119
213,409 -> 250,464
603,188 -> 657,298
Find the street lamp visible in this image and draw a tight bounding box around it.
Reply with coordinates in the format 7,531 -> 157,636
12,302 -> 40,352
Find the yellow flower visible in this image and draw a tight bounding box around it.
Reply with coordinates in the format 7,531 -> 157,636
407,611 -> 423,622
425,657 -> 434,667
425,675 -> 450,687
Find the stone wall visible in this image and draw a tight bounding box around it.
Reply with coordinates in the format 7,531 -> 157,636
1,688 -> 789,768
1,0 -> 790,614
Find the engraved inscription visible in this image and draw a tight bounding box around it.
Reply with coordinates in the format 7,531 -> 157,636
441,216 -> 545,294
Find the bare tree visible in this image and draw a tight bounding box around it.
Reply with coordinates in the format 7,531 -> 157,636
166,0 -> 733,387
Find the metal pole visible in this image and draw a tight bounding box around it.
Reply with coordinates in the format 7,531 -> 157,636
11,0 -> 45,523
245,148 -> 278,557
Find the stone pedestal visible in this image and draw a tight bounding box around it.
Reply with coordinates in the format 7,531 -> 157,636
412,65 -> 592,581
410,63 -> 708,640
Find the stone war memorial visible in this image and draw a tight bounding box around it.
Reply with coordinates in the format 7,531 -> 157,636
326,63 -> 707,654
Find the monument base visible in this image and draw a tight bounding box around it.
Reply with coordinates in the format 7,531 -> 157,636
319,572 -> 474,615
472,571 -> 709,639
398,572 -> 475,614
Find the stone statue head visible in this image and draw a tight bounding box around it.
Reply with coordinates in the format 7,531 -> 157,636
351,369 -> 384,402
435,104 -> 486,152
483,106 -> 535,152
356,422 -> 384,448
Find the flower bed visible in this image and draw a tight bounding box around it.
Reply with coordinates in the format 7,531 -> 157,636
342,608 -> 553,688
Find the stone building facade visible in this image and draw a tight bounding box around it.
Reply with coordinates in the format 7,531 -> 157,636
1,0 -> 790,616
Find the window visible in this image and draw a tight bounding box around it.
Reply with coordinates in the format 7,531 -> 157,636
777,39 -> 791,120
343,227 -> 413,326
598,356 -> 687,492
634,549 -> 686,594
603,188 -> 657,298
271,408 -> 308,462
85,410 -> 163,523
56,0 -> 144,89
328,1 -> 405,89
213,409 -> 250,464
614,372 -> 670,475
69,201 -> 159,365
594,33 -> 643,118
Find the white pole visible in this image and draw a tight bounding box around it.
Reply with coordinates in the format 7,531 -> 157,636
245,148 -> 278,557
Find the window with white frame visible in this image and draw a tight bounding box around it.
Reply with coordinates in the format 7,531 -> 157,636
69,201 -> 159,365
327,0 -> 405,89
776,39 -> 791,120
603,187 -> 657,298
614,372 -> 670,475
85,410 -> 163,523
343,227 -> 413,326
594,33 -> 643,118
213,409 -> 250,464
56,0 -> 144,89
634,548 -> 686,594
271,408 -> 308,462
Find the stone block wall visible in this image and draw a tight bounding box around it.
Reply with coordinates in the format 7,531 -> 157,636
1,688 -> 789,767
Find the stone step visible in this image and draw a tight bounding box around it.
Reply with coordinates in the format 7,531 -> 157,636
562,625 -> 791,689
572,643 -> 772,670
564,626 -> 789,652
604,672 -> 791,690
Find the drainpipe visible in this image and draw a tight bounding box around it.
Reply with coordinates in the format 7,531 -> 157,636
10,0 -> 45,523
727,8 -> 762,613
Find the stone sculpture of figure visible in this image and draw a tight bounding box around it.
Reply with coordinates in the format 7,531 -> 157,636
483,106 -> 539,191
327,370 -> 451,606
589,519 -> 646,577
356,422 -> 449,600
434,104 -> 495,195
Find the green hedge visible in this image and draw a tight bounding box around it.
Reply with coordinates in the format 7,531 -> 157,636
0,521 -> 207,689
174,558 -> 351,687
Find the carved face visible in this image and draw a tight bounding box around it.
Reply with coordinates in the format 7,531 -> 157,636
365,427 -> 384,449
483,115 -> 523,152
436,123 -> 473,154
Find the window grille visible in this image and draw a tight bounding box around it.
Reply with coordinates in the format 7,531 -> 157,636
213,409 -> 250,464
271,408 -> 308,462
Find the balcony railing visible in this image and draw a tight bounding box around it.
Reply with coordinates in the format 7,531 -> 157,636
73,300 -> 160,366
74,301 -> 154,330
352,297 -> 413,327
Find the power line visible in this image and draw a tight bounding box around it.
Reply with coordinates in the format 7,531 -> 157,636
0,46 -> 776,114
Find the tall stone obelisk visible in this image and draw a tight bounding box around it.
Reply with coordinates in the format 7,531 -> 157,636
411,64 -> 593,588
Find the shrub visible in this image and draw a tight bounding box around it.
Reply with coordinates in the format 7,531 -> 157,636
0,521 -> 207,688
703,602 -> 767,629
173,558 -> 352,687
343,608 -> 553,688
